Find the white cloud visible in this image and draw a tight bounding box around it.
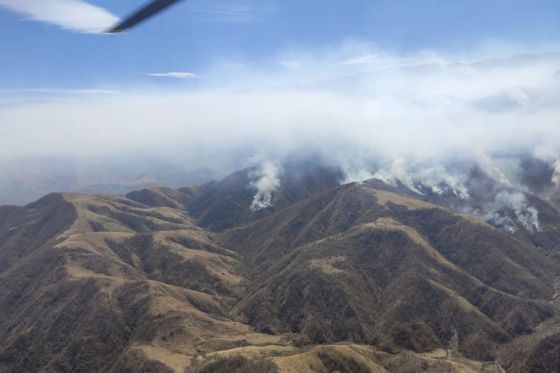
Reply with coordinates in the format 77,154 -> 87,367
0,88 -> 119,95
1,49 -> 558,161
189,1 -> 274,23
341,53 -> 379,65
148,72 -> 197,79
0,0 -> 119,33
1,44 -> 560,205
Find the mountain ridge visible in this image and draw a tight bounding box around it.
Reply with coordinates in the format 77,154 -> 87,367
0,165 -> 559,372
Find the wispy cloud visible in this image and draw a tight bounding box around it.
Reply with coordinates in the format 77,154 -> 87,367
0,88 -> 119,106
341,53 -> 379,65
0,0 -> 119,33
190,1 -> 274,23
148,72 -> 197,79
0,88 -> 119,95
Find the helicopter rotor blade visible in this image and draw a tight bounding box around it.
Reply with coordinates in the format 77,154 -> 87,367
107,0 -> 183,33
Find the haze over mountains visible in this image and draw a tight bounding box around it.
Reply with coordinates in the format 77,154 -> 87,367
2,51 -> 559,206
1,160 -> 559,372
0,156 -> 229,205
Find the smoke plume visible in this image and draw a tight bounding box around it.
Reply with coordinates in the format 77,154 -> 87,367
250,162 -> 281,211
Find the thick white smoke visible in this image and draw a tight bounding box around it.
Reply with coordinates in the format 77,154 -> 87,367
250,161 -> 281,211
373,161 -> 470,199
483,191 -> 541,233
374,159 -> 422,194
534,145 -> 560,189
370,156 -> 545,233
554,162 -> 560,188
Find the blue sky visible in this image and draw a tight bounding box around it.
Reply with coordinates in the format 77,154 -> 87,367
0,0 -> 559,90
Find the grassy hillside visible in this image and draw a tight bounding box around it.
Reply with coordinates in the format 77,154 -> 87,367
0,169 -> 559,372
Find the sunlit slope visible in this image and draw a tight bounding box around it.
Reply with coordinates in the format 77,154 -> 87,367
0,191 -> 252,372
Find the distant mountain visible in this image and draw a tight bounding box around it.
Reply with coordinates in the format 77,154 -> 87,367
0,164 -> 559,372
0,156 -> 231,206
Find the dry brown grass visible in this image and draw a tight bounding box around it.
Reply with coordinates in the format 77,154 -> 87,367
135,345 -> 191,373
309,255 -> 346,274
371,189 -> 438,210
